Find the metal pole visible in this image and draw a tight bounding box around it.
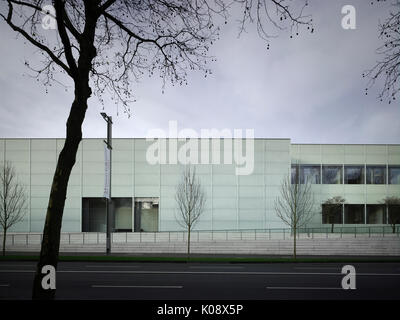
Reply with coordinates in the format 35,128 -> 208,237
108,117 -> 112,254
106,197 -> 110,254
101,113 -> 113,255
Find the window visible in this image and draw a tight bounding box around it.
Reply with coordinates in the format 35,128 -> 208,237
322,165 -> 342,184
291,165 -> 299,184
366,166 -> 386,184
300,165 -> 320,184
344,204 -> 365,224
134,197 -> 159,232
114,198 -> 133,232
82,198 -> 106,232
344,166 -> 364,184
388,205 -> 400,225
322,204 -> 343,224
82,197 -> 132,232
389,166 -> 400,184
366,205 -> 386,224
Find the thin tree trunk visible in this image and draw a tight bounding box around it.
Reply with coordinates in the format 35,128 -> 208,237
2,228 -> 6,256
293,227 -> 296,259
31,87 -> 89,300
187,227 -> 191,259
331,223 -> 334,233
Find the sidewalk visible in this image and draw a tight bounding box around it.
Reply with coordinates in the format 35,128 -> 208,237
2,251 -> 400,262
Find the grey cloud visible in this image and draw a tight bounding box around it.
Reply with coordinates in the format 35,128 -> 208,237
0,0 -> 398,144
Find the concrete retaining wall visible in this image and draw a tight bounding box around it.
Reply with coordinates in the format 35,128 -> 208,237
2,232 -> 399,256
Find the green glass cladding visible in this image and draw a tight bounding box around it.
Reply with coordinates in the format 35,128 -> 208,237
0,139 -> 399,232
291,143 -> 400,228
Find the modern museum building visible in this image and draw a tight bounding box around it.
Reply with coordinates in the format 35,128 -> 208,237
0,138 -> 399,233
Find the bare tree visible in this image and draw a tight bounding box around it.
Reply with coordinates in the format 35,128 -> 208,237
274,174 -> 315,259
322,196 -> 345,233
175,166 -> 206,258
0,161 -> 27,256
0,0 -> 312,299
381,196 -> 400,233
364,0 -> 400,103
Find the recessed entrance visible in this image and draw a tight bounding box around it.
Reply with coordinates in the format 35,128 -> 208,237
82,197 -> 132,232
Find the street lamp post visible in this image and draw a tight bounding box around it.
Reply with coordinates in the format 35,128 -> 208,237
101,112 -> 113,255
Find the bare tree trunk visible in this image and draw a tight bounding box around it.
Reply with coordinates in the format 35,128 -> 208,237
2,228 -> 6,256
187,227 -> 191,259
31,2 -> 98,297
331,223 -> 334,233
293,227 -> 296,259
32,84 -> 90,300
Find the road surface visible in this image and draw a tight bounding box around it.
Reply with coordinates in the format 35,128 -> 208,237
0,261 -> 399,300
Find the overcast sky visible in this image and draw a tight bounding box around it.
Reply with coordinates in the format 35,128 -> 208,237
0,0 -> 399,144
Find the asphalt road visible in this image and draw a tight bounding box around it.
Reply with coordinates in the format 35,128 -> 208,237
0,261 -> 399,300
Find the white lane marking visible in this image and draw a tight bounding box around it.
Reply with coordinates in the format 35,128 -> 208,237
294,267 -> 339,270
0,270 -> 399,276
188,266 -> 244,269
267,286 -> 343,290
0,264 -> 36,267
0,284 -> 10,287
85,265 -> 140,268
92,285 -> 183,289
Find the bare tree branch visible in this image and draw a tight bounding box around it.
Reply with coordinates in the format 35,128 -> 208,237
0,0 -> 73,77
1,0 -> 313,113
365,0 -> 400,103
381,196 -> 400,233
274,173 -> 315,258
322,196 -> 346,233
0,161 -> 27,256
175,166 -> 206,257
54,0 -> 78,78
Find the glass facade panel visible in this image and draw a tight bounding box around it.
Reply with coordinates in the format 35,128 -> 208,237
322,204 -> 343,224
344,204 -> 365,224
114,198 -> 133,232
366,166 -> 386,184
322,165 -> 342,184
291,165 -> 299,184
344,166 -> 364,184
388,205 -> 400,225
82,197 -> 132,232
82,198 -> 106,232
389,166 -> 400,184
300,165 -> 320,184
134,198 -> 159,232
366,205 -> 386,224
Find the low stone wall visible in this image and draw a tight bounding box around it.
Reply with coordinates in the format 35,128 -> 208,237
1,232 -> 399,256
